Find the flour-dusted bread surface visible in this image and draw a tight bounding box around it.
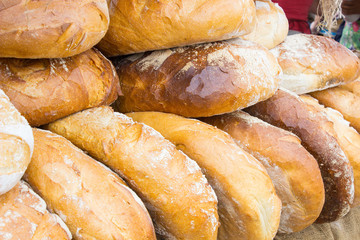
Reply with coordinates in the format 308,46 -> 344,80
0,0 -> 109,58
97,0 -> 256,56
246,89 -> 354,223
242,0 -> 288,49
127,111 -> 281,240
271,34 -> 360,94
113,39 -> 281,117
0,49 -> 120,127
0,89 -> 33,195
25,129 -> 156,240
46,106 -> 219,240
0,181 -> 71,240
201,110 -> 325,233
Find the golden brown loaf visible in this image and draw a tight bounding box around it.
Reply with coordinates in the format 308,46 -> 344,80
127,112 -> 282,240
300,95 -> 360,207
201,110 -> 325,233
113,39 -> 281,117
271,34 -> 360,94
242,0 -> 289,49
0,0 -> 109,58
341,80 -> 360,96
46,106 -> 219,240
25,129 -> 156,240
97,0 -> 256,56
0,89 -> 33,195
0,49 -> 120,127
246,89 -> 354,223
0,181 -> 71,240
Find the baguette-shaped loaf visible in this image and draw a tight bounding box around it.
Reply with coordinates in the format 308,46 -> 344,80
127,112 -> 281,240
46,106 -> 219,240
300,95 -> 360,207
0,49 -> 120,126
201,110 -> 325,233
0,0 -> 109,58
113,39 -> 280,117
271,34 -> 360,94
97,0 -> 256,56
0,181 -> 71,240
0,89 -> 33,195
246,89 -> 354,223
24,129 -> 156,240
340,80 -> 360,96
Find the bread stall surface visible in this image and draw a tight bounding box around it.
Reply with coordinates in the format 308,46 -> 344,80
0,89 -> 33,195
113,39 -> 281,117
97,0 -> 256,56
0,181 -> 72,240
0,0 -> 109,58
24,129 -> 156,240
271,34 -> 360,94
241,0 -> 289,49
201,110 -> 325,233
46,106 -> 219,240
127,111 -> 282,240
246,88 -> 354,223
0,48 -> 120,127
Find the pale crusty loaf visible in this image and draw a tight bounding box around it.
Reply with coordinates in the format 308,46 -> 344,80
46,106 -> 219,240
25,129 -> 156,240
246,89 -> 354,223
300,95 -> 360,207
113,39 -> 281,117
201,110 -> 325,233
0,0 -> 109,58
242,0 -> 289,49
97,0 -> 256,56
0,49 -> 120,127
0,181 -> 71,240
127,112 -> 282,240
271,34 -> 360,94
0,89 -> 33,195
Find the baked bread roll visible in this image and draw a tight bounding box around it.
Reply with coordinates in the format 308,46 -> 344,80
46,106 -> 219,240
0,89 -> 33,195
271,34 -> 360,94
0,181 -> 71,240
242,0 -> 288,49
25,129 -> 156,240
0,0 -> 109,58
340,80 -> 360,96
97,0 -> 256,56
113,39 -> 281,117
246,89 -> 354,223
311,87 -> 360,133
300,95 -> 360,207
201,110 -> 325,233
0,49 -> 120,127
127,112 -> 281,240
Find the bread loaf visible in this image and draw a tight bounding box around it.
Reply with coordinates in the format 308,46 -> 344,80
201,110 -> 325,233
113,39 -> 281,117
0,0 -> 109,58
0,49 -> 120,126
271,34 -> 360,94
340,80 -> 360,96
242,0 -> 288,49
25,129 -> 156,240
311,86 -> 360,133
300,95 -> 360,207
97,0 -> 256,56
127,112 -> 281,240
46,106 -> 219,240
0,89 -> 33,195
246,89 -> 354,223
0,181 -> 71,240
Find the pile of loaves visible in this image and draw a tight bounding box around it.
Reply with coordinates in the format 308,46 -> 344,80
1,0 -> 360,239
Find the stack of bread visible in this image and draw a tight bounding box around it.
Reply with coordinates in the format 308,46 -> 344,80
1,0 -> 360,239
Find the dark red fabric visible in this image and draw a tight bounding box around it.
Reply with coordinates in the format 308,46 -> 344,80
273,0 -> 313,33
